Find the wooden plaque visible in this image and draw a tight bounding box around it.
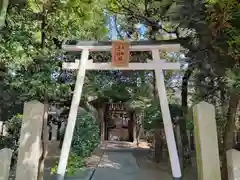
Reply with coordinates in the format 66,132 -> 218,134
112,40 -> 130,67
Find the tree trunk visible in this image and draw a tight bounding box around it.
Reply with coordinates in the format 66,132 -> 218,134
99,104 -> 106,142
222,92 -> 240,180
175,123 -> 183,168
154,128 -> 163,162
0,67 -> 6,122
180,66 -> 194,166
0,0 -> 9,29
37,101 -> 49,180
37,5 -> 48,179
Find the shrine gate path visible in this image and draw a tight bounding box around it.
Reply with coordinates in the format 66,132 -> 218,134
90,141 -> 173,180
57,40 -> 183,180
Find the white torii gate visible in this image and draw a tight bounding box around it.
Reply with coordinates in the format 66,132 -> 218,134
56,40 -> 182,180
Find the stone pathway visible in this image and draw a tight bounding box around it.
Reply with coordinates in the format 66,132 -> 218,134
91,151 -> 146,180
133,151 -> 172,180
91,141 -> 173,180
38,141 -> 195,180
90,141 -> 196,180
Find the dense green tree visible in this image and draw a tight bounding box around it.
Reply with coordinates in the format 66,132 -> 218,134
0,0 -> 239,179
0,0 -> 108,178
107,0 -> 239,174
0,0 -> 109,119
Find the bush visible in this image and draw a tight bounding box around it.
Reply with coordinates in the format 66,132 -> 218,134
52,109 -> 100,175
0,114 -> 23,168
51,152 -> 85,175
71,110 -> 100,157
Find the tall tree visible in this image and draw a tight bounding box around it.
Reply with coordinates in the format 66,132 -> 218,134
107,0 -> 240,173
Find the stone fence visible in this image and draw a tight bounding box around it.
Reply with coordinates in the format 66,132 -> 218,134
0,100 -> 64,180
0,148 -> 13,180
0,118 -> 65,142
1,100 -> 240,180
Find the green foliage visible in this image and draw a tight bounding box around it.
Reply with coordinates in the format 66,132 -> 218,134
144,100 -> 162,130
226,66 -> 240,94
0,0 -> 108,119
51,152 -> 85,175
0,114 -> 23,167
0,0 -> 190,174
0,0 -> 9,29
144,99 -> 182,130
1,0 -> 108,79
0,114 -> 22,149
206,0 -> 240,60
71,110 -> 100,157
52,109 -> 100,175
65,153 -> 85,175
11,57 -> 72,101
5,114 -> 22,138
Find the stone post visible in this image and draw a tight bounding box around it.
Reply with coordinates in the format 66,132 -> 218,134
226,149 -> 240,180
100,105 -> 106,142
186,130 -> 191,151
193,101 -> 221,180
237,131 -> 240,143
0,121 -> 3,135
175,123 -> 183,168
47,125 -> 51,141
51,124 -> 58,141
138,111 -> 144,141
132,113 -> 137,144
234,131 -> 237,144
0,148 -> 13,180
154,128 -> 163,163
100,119 -> 105,142
0,121 -> 6,136
15,100 -> 44,180
2,124 -> 7,136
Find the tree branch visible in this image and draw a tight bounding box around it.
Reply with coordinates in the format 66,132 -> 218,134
113,15 -> 123,39
115,1 -> 180,37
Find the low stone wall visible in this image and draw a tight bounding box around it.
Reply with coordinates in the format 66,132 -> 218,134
0,148 -> 13,180
227,149 -> 240,180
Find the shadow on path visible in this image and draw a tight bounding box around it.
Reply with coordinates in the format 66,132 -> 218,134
91,151 -> 146,180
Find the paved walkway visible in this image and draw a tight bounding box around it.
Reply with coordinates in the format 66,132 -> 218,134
91,141 -> 196,180
91,151 -> 146,180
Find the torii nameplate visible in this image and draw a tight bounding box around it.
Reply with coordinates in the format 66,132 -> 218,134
112,40 -> 130,67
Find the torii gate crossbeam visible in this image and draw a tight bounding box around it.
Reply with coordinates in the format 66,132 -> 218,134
56,40 -> 182,180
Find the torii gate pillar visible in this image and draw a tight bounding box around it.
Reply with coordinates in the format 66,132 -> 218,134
56,40 -> 182,180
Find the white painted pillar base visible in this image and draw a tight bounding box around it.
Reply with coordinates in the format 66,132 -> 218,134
152,49 -> 182,179
56,49 -> 89,180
